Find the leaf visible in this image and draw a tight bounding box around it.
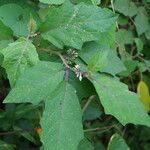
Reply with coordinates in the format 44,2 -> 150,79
134,38 -> 144,52
114,0 -> 138,17
0,40 -> 13,50
14,126 -> 36,144
98,24 -> 116,48
83,99 -> 102,121
90,0 -> 100,5
145,27 -> 150,40
117,15 -> 128,25
69,72 -> 96,101
80,42 -> 126,75
0,20 -> 13,39
28,15 -> 37,34
88,50 -> 108,72
116,29 -> 134,45
0,52 -> 3,65
1,38 -> 39,86
92,74 -> 150,126
137,81 -> 150,112
78,138 -> 94,150
41,81 -> 83,150
119,57 -> 138,77
134,13 -> 149,36
75,0 -> 100,5
0,4 -> 41,36
0,140 -> 15,150
4,61 -> 64,105
39,0 -> 65,5
107,134 -> 130,150
40,1 -> 117,49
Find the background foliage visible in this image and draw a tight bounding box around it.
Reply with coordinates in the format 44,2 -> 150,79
0,0 -> 150,150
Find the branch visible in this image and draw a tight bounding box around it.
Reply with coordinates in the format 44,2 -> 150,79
39,48 -> 71,69
0,128 -> 35,136
84,125 -> 115,133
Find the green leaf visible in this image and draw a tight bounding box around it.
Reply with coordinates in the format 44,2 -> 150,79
90,0 -> 100,5
119,53 -> 139,76
0,20 -> 13,39
98,24 -> 116,48
80,42 -> 126,75
0,52 -> 3,65
83,99 -> 102,121
0,140 -> 15,150
88,50 -> 108,72
78,138 -> 94,150
116,29 -> 134,45
41,81 -> 83,150
14,126 -> 36,144
75,0 -> 100,5
135,38 -> 144,52
28,15 -> 37,34
108,134 -> 129,150
92,74 -> 150,126
0,40 -> 13,50
114,0 -> 138,17
41,2 -> 117,49
69,72 -> 96,101
0,4 -> 41,36
145,27 -> 150,40
134,13 -> 149,36
39,0 -> 65,5
1,38 -> 39,86
117,15 -> 128,25
4,61 -> 64,105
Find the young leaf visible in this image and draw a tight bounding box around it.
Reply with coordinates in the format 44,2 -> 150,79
41,81 -> 83,150
91,74 -> 150,127
28,15 -> 37,34
88,50 -> 108,72
80,42 -> 126,75
107,134 -> 129,150
4,61 -> 64,105
137,81 -> 150,112
0,4 -> 40,36
91,0 -> 100,5
40,1 -> 117,49
1,38 -> 39,86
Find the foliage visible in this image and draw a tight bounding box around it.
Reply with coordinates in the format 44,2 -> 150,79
0,0 -> 150,150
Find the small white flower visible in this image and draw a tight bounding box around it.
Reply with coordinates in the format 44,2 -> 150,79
75,64 -> 80,70
73,64 -> 82,81
79,73 -> 82,81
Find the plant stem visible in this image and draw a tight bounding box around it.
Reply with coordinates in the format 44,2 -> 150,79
82,95 -> 95,113
39,48 -> 71,69
0,128 -> 35,136
84,125 -> 115,133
